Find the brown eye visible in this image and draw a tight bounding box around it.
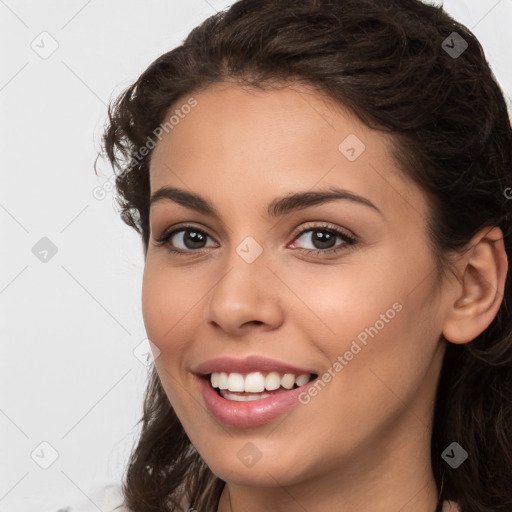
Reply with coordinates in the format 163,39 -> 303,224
289,223 -> 357,256
153,225 -> 217,255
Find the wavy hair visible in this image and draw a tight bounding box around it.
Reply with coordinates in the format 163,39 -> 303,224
97,1 -> 512,510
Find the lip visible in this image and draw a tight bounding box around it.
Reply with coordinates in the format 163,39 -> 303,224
195,373 -> 318,427
192,355 -> 317,377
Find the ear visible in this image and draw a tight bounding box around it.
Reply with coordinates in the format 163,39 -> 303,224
442,226 -> 508,344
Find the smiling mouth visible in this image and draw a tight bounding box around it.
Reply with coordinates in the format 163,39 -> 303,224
203,372 -> 319,401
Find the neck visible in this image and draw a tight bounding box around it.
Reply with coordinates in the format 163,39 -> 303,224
217,424 -> 440,512
218,473 -> 439,512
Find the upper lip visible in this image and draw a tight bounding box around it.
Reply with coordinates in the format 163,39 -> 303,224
192,355 -> 318,377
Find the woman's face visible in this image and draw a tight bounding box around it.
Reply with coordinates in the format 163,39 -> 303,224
142,82 -> 449,491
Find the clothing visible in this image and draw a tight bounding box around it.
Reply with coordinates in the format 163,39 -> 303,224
50,482 -> 461,512
442,500 -> 461,512
49,482 -> 130,512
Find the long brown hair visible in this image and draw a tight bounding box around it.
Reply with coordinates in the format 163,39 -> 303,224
97,1 -> 512,510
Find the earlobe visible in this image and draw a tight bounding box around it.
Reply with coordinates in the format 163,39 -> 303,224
442,226 -> 508,344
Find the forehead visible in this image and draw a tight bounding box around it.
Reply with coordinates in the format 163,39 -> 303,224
148,82 -> 428,223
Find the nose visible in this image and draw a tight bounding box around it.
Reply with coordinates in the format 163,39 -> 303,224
204,248 -> 285,336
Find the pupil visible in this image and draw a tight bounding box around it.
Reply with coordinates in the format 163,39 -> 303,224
185,230 -> 205,249
313,230 -> 335,249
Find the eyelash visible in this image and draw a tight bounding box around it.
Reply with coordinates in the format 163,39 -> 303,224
153,222 -> 357,257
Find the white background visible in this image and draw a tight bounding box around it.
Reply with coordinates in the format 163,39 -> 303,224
1,1 -> 511,511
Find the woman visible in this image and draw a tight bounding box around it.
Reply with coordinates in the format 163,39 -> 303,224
97,0 -> 512,510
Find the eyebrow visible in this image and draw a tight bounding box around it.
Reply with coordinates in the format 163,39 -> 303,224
149,186 -> 384,219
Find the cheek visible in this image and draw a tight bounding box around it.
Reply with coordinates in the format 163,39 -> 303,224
291,246 -> 438,379
141,268 -> 194,412
141,264 -> 188,359
286,258 -> 404,350
141,272 -> 167,345
141,262 -> 214,382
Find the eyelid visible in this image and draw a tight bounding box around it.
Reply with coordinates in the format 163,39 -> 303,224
289,221 -> 356,244
153,222 -> 216,244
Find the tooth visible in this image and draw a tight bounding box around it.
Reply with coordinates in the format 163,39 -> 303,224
243,394 -> 263,401
245,372 -> 265,392
212,370 -> 313,392
227,372 -> 245,392
281,373 -> 296,390
221,390 -> 272,401
295,374 -> 310,387
218,372 -> 229,390
265,371 -> 282,391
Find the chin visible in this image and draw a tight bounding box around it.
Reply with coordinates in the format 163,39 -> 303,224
203,448 -> 310,487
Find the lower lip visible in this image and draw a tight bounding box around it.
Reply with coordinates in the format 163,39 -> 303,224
196,374 -> 317,428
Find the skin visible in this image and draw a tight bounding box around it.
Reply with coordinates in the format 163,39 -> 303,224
142,82 -> 508,512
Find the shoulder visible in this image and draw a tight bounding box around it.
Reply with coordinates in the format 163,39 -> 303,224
442,500 -> 461,512
51,482 -> 132,512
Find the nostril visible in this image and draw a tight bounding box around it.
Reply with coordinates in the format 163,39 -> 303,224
243,320 -> 263,327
